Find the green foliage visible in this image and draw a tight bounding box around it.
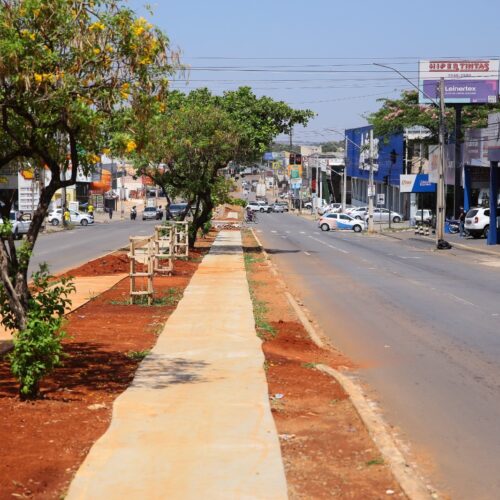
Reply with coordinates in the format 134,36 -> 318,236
126,350 -> 150,361
368,90 -> 500,140
366,458 -> 385,466
6,264 -> 75,399
228,197 -> 247,208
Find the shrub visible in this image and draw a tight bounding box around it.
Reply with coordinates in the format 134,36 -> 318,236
5,264 -> 75,399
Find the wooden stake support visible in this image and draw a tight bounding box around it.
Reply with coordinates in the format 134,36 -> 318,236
153,225 -> 174,275
129,236 -> 154,305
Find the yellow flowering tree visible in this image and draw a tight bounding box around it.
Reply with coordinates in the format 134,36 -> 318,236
0,0 -> 180,398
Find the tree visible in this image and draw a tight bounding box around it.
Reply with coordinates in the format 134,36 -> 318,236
123,87 -> 314,245
368,90 -> 500,140
0,0 -> 179,397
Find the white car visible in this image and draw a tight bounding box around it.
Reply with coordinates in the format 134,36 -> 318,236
465,207 -> 498,238
317,203 -> 342,215
49,210 -> 94,226
318,213 -> 365,233
415,209 -> 433,223
0,212 -> 32,239
365,208 -> 403,223
246,202 -> 271,213
346,206 -> 368,220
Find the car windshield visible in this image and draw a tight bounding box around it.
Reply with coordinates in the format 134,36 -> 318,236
466,209 -> 478,217
145,207 -> 156,212
170,204 -> 187,211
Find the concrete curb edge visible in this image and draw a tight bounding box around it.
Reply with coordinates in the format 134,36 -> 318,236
316,364 -> 433,500
248,227 -> 434,500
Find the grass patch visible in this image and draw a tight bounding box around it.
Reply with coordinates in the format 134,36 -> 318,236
365,458 -> 384,466
126,350 -> 150,361
109,288 -> 183,307
244,254 -> 264,266
302,362 -> 318,369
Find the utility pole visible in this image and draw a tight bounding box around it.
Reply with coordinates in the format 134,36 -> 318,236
453,104 -> 463,218
436,78 -> 447,244
342,137 -> 347,212
367,128 -> 375,233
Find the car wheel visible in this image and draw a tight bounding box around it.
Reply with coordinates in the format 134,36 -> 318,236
354,215 -> 362,220
353,224 -> 362,233
320,223 -> 330,232
484,225 -> 489,239
51,219 -> 59,226
393,216 -> 401,223
260,208 -> 265,213
80,219 -> 88,226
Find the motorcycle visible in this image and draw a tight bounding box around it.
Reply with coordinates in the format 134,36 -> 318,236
446,218 -> 460,234
245,210 -> 257,223
130,207 -> 137,221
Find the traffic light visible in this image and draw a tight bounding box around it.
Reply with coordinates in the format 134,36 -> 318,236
295,153 -> 302,165
289,153 -> 296,165
390,149 -> 397,165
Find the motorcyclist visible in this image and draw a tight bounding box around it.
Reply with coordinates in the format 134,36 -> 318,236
130,206 -> 137,220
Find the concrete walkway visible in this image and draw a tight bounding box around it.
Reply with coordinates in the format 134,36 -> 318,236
67,231 -> 288,500
0,274 -> 127,354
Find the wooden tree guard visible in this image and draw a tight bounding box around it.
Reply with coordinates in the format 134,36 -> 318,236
129,236 -> 154,305
174,221 -> 189,258
153,225 -> 174,275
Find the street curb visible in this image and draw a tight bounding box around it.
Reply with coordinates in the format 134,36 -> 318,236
248,227 -> 434,500
316,365 -> 433,500
250,229 -> 326,348
380,231 -> 500,257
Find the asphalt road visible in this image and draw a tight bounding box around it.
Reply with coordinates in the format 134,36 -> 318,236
28,219 -> 159,276
255,212 -> 500,499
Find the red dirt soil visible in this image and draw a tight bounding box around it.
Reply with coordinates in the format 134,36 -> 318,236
0,233 -> 216,499
243,230 -> 405,499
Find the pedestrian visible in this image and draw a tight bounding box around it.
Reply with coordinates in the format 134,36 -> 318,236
108,206 -> 113,220
88,202 -> 94,218
459,207 -> 465,237
64,208 -> 70,224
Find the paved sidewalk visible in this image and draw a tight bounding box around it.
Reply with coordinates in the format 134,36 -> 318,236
67,231 -> 287,500
0,274 -> 127,354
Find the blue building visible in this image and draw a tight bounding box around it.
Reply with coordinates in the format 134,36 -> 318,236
345,126 -> 406,215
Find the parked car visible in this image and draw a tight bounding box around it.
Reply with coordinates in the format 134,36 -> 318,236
318,213 -> 365,233
271,203 -> 285,213
246,202 -> 271,213
49,209 -> 94,226
142,206 -> 158,221
365,208 -> 403,223
317,203 -> 342,215
304,201 -> 313,209
464,207 -> 497,238
275,202 -> 289,212
346,206 -> 368,220
0,211 -> 32,239
415,209 -> 433,223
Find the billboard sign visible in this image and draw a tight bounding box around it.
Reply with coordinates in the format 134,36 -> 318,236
400,174 -> 436,193
419,60 -> 499,104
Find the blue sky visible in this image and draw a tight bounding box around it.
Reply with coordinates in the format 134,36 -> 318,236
130,0 -> 500,143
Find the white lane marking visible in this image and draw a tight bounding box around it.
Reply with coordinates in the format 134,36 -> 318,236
399,256 -> 422,260
492,313 -> 499,317
271,230 -> 277,234
446,293 -> 475,307
304,251 -> 311,256
300,231 -> 306,234
308,235 -> 350,254
286,230 -> 291,234
281,236 -> 287,239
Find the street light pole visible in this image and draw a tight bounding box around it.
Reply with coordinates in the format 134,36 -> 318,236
368,128 -> 375,233
436,78 -> 447,244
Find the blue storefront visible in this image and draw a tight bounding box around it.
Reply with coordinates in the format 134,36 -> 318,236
345,126 -> 405,213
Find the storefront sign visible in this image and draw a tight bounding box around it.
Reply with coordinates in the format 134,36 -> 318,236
400,174 -> 436,193
419,60 -> 499,104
